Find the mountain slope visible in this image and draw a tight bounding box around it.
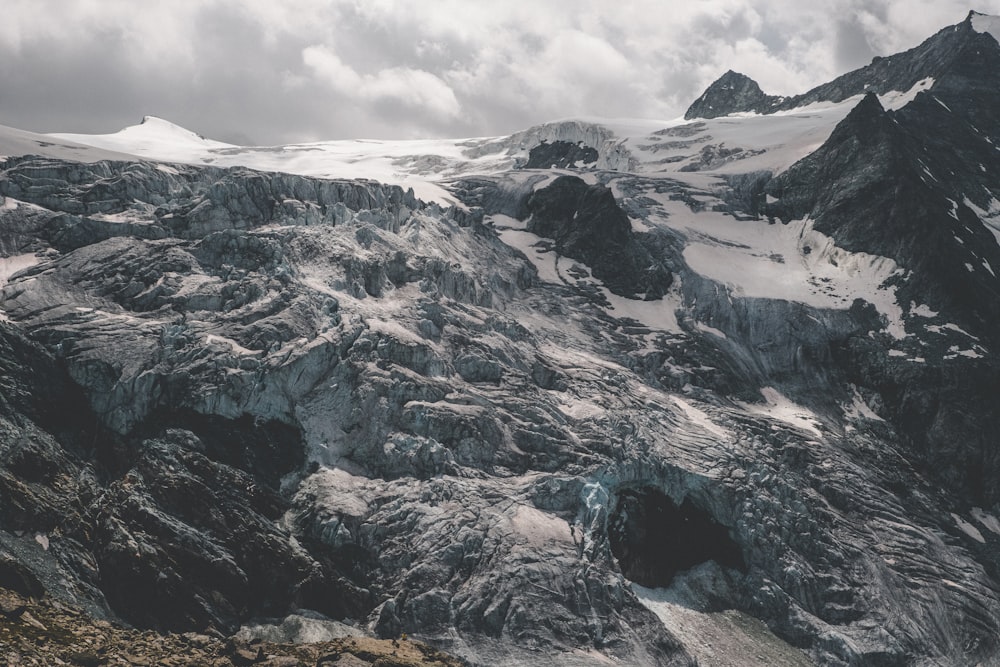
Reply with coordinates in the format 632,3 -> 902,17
686,10 -> 1000,119
3,10 -> 1000,667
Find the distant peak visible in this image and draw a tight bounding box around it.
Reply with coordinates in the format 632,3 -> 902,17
684,70 -> 780,120
719,70 -> 757,83
128,116 -> 214,143
139,115 -> 183,129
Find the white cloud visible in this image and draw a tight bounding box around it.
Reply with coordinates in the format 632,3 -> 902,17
302,44 -> 461,120
1,0 -> 999,141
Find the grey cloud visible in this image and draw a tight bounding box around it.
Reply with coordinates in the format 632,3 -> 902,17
834,17 -> 878,72
0,0 -> 997,144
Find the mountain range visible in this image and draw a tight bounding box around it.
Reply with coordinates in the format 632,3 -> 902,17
3,10 -> 1000,666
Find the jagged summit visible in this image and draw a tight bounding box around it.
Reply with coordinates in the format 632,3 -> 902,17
683,70 -> 783,119
686,10 -> 1000,120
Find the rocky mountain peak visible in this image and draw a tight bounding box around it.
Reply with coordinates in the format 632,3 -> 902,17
684,70 -> 781,119
840,91 -> 887,129
687,11 -> 1000,121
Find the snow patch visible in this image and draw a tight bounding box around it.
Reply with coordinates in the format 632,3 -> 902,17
971,12 -> 1000,43
946,198 -> 959,220
879,78 -> 935,111
972,507 -> 1000,536
671,211 -> 905,338
964,195 -> 1000,245
205,334 -> 260,356
909,303 -> 938,318
0,253 -> 40,289
694,322 -> 727,339
632,584 -> 811,666
601,288 -> 682,335
951,513 -> 986,543
926,323 -> 979,340
510,505 -> 573,545
739,387 -> 823,437
670,396 -> 728,438
843,387 -> 883,422
1,197 -> 46,213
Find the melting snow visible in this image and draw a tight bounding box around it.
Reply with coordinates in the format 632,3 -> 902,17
739,387 -> 823,437
972,507 -> 1000,536
910,303 -> 938,318
964,195 -> 1000,245
971,12 -> 1000,42
926,322 -> 978,339
661,207 -> 905,338
951,513 -> 986,543
670,396 -> 728,438
694,322 -> 727,339
843,387 -> 883,422
491,213 -> 683,335
0,253 -> 39,289
880,78 -> 935,110
205,334 -> 260,356
632,584 -> 811,666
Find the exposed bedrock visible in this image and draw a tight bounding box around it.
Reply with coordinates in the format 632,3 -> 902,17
3,154 -> 1000,666
524,140 -> 599,170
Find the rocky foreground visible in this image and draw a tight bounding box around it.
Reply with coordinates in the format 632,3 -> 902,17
0,586 -> 464,666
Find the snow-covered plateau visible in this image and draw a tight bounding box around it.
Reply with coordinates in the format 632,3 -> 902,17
3,9 -> 1000,667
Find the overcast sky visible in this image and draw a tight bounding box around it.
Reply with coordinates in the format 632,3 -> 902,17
1,0 -> 998,145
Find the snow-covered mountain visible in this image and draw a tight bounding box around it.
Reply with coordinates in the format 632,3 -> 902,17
4,10 -> 1000,667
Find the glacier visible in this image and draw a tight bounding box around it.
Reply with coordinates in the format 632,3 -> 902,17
3,9 -> 1000,667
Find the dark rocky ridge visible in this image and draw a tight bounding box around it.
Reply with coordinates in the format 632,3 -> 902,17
684,70 -> 784,120
524,140 -> 599,170
525,175 -> 674,299
686,11 -> 1000,119
763,37 -> 1000,506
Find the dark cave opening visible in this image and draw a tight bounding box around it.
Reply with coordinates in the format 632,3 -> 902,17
608,487 -> 746,588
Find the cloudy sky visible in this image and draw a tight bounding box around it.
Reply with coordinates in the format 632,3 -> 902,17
1,0 -> 998,145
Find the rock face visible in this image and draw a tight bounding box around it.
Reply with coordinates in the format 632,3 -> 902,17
524,175 -> 674,299
686,11 -> 1000,119
524,140 -> 600,170
4,11 -> 1000,667
684,70 -> 783,120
